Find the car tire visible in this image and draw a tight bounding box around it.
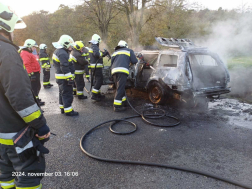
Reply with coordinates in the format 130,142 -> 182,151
148,81 -> 166,104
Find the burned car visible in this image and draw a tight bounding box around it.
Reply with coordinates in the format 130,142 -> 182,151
103,37 -> 231,106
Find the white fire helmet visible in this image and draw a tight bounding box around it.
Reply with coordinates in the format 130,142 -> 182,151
118,40 -> 128,48
39,44 -> 47,50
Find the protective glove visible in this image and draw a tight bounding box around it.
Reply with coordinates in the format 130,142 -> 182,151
12,125 -> 50,162
29,72 -> 36,81
102,50 -> 109,57
33,137 -> 50,154
67,77 -> 75,85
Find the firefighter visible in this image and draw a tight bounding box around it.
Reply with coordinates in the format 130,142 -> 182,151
71,41 -> 89,99
89,34 -> 109,101
39,44 -> 53,89
0,3 -> 50,189
111,40 -> 138,112
20,39 -> 45,106
52,34 -> 79,116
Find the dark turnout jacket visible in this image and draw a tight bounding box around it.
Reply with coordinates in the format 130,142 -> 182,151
39,49 -> 50,69
70,48 -> 88,73
89,43 -> 104,68
111,46 -> 138,75
52,48 -> 73,80
0,35 -> 46,133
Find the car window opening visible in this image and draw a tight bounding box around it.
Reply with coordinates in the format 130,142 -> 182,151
160,55 -> 178,67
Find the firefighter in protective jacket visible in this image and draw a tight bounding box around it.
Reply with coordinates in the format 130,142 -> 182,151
20,39 -> 45,106
70,41 -> 89,99
111,40 -> 138,112
89,34 -> 109,101
0,3 -> 50,189
52,35 -> 79,116
39,43 -> 53,89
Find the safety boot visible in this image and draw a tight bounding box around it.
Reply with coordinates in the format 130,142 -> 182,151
91,95 -> 101,102
73,91 -> 76,95
65,110 -> 79,116
44,85 -> 51,89
98,93 -> 105,99
61,109 -> 64,114
114,106 -> 126,112
48,84 -> 53,87
78,95 -> 88,99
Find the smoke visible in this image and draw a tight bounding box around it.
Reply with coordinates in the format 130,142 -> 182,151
195,14 -> 252,100
196,14 -> 252,61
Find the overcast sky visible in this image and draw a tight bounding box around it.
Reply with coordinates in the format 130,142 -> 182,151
2,0 -> 252,17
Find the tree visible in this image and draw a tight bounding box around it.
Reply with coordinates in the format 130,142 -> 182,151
82,0 -> 121,43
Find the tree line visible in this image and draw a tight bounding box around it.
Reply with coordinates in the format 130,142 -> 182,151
13,0 -> 249,56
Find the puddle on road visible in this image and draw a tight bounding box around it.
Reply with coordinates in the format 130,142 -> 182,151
209,99 -> 252,129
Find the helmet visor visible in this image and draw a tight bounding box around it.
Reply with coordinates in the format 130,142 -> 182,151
14,19 -> 26,29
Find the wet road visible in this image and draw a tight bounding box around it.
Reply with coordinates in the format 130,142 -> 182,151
40,69 -> 252,189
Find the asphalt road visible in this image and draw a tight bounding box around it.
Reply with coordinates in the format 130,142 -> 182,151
39,69 -> 252,189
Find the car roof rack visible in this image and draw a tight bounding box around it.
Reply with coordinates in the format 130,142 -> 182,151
155,37 -> 195,50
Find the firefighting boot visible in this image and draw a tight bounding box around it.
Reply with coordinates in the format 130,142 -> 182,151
78,95 -> 88,99
61,109 -> 64,114
44,85 -> 51,89
91,94 -> 101,102
98,93 -> 105,99
114,106 -> 126,112
65,110 -> 79,116
48,84 -> 53,87
73,91 -> 77,95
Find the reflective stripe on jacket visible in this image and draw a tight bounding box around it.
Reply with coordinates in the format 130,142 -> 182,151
70,48 -> 88,72
111,47 -> 138,75
39,49 -> 51,69
89,43 -> 103,68
0,35 -> 46,133
52,48 -> 73,80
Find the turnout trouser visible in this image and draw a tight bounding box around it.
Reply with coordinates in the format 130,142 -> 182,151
73,82 -> 77,94
42,68 -> 50,86
75,74 -> 85,96
57,79 -> 74,113
30,72 -> 41,100
91,68 -> 103,96
84,64 -> 90,79
0,143 -> 45,189
113,73 -> 127,107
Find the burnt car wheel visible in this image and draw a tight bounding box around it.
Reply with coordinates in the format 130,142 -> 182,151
148,81 -> 166,104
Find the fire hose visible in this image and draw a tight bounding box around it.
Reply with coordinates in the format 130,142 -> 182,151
81,56 -> 252,189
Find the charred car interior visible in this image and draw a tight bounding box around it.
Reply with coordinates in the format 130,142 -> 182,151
103,37 -> 231,107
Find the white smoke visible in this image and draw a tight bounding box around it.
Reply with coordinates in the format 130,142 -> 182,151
196,13 -> 252,63
196,13 -> 252,100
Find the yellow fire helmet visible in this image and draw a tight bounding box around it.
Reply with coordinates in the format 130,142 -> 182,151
73,41 -> 85,51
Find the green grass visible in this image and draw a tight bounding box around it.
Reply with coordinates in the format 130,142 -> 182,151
227,56 -> 252,69
103,58 -> 112,66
